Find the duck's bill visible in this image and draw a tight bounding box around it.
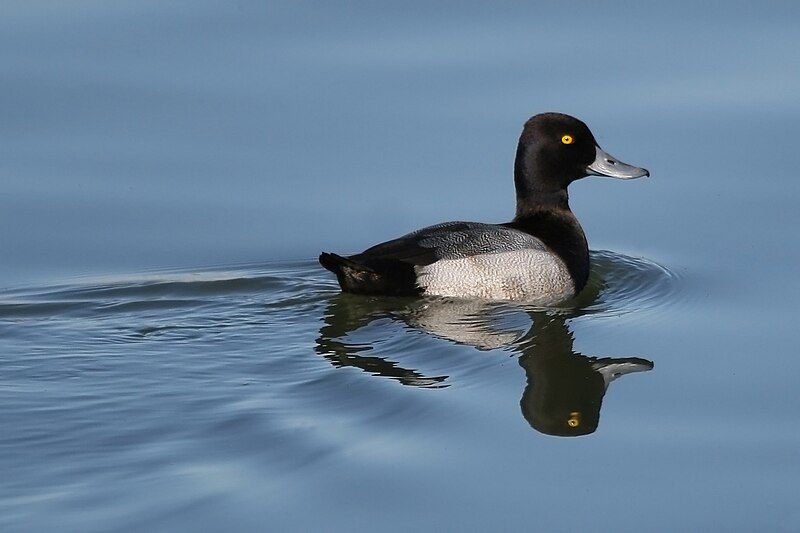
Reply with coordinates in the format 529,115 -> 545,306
591,357 -> 654,384
586,146 -> 649,179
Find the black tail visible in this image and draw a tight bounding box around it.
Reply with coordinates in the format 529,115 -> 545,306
318,252 -> 420,296
318,252 -> 374,275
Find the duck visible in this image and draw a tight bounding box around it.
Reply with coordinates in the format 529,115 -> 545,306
319,112 -> 649,303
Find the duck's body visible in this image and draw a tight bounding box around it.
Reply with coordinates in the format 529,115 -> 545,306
320,113 -> 648,302
320,212 -> 585,303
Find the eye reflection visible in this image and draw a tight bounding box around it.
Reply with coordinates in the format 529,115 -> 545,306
567,412 -> 581,428
315,295 -> 653,437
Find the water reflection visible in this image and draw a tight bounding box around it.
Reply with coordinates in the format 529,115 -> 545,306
316,295 -> 653,436
315,295 -> 449,388
515,315 -> 652,436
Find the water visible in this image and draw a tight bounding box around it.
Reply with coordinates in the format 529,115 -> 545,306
2,1 -> 800,531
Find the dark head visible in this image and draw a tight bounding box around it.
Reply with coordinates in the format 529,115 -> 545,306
514,112 -> 649,212
519,351 -> 655,438
519,353 -> 605,437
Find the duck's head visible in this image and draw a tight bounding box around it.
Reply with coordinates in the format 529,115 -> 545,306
514,112 -> 649,207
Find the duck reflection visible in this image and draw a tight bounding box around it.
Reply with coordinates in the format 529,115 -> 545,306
515,315 -> 652,436
315,295 -> 653,436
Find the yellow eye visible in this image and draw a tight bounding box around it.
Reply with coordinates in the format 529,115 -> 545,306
561,135 -> 574,145
567,411 -> 581,427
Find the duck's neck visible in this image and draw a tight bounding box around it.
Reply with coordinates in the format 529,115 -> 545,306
510,195 -> 590,294
514,138 -> 573,214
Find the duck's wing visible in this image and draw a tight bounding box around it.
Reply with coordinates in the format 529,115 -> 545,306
357,221 -> 547,266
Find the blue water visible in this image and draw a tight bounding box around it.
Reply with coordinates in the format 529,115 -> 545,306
2,2 -> 800,531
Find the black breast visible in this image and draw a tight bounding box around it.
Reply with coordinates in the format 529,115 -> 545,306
506,209 -> 590,293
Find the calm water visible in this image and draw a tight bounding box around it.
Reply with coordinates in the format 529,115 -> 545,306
2,2 -> 800,531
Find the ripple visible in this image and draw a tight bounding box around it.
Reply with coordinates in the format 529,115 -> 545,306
0,262 -> 319,320
0,253 -> 679,328
560,250 -> 682,318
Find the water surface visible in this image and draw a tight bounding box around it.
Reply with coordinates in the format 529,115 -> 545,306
2,1 -> 800,531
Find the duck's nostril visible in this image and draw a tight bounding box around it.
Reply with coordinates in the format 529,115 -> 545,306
606,159 -> 616,165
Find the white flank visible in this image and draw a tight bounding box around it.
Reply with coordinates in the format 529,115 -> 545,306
414,249 -> 575,303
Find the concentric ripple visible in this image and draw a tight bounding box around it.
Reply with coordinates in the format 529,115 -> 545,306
0,251 -> 679,324
560,250 -> 682,317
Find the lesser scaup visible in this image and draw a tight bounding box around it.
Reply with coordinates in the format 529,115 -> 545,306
319,112 -> 649,302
